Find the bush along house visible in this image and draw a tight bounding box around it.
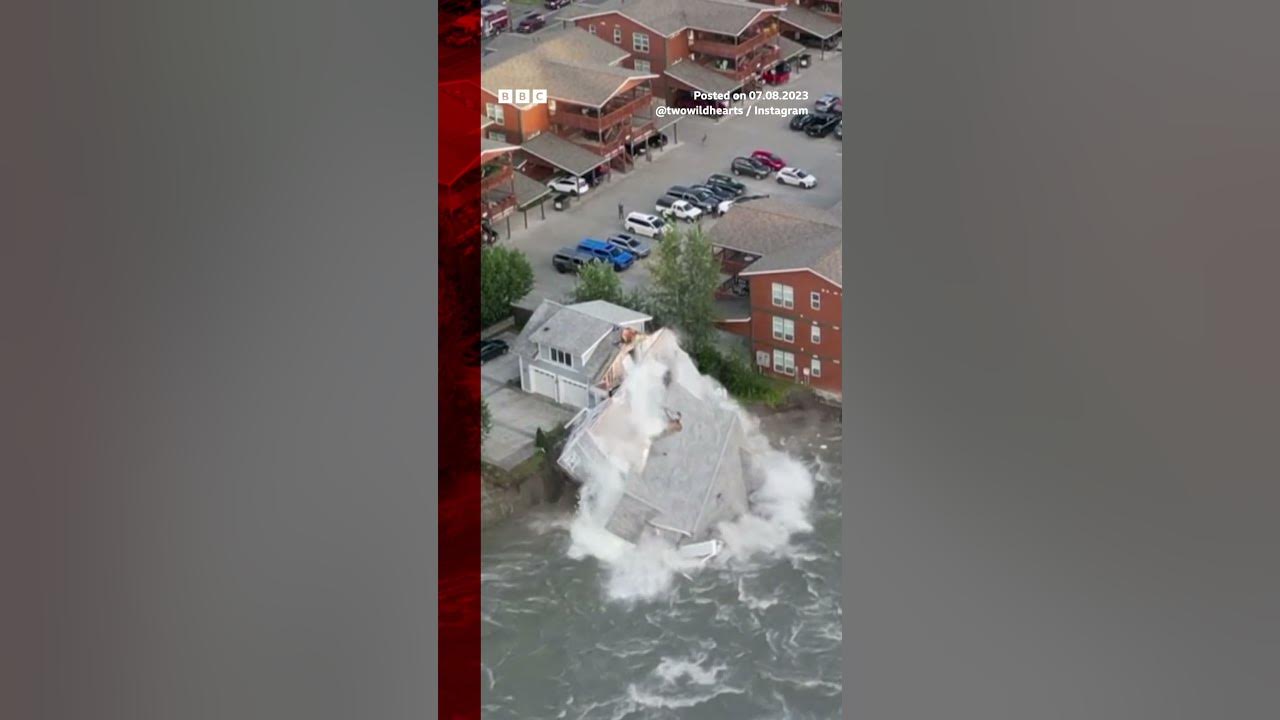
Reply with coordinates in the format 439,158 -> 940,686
561,0 -> 787,107
707,199 -> 843,402
480,28 -> 660,189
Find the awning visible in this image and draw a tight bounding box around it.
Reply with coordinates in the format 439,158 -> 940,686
779,6 -> 842,39
777,36 -> 807,61
520,132 -> 609,177
513,170 -> 552,208
664,60 -> 744,97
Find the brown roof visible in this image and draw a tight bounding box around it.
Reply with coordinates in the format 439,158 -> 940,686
779,5 -> 842,39
520,132 -> 608,176
707,199 -> 842,285
482,28 -> 653,107
776,35 -> 807,60
563,0 -> 782,38
664,60 -> 744,95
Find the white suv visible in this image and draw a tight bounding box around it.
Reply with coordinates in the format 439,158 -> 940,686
624,212 -> 668,238
547,176 -> 590,195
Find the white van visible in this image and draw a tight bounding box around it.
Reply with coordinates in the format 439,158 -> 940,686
624,212 -> 668,238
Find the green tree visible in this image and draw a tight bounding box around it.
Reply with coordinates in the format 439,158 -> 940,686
572,260 -> 624,304
648,225 -> 719,351
480,246 -> 534,328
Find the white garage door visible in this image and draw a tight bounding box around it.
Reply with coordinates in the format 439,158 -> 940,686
558,378 -> 589,408
529,367 -> 557,400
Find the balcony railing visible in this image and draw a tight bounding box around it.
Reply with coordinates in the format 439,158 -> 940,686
689,24 -> 778,59
479,163 -> 512,193
701,44 -> 782,82
549,89 -> 653,134
481,193 -> 517,221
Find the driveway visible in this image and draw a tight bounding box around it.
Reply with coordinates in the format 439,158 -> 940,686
492,52 -> 845,312
481,333 -> 579,471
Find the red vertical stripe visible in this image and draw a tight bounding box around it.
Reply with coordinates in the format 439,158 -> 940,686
438,2 -> 481,718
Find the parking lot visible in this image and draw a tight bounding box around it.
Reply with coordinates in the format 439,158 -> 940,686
493,50 -> 844,310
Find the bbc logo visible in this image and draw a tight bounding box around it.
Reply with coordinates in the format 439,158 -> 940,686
497,89 -> 548,105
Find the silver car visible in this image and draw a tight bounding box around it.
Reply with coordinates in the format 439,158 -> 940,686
606,232 -> 652,258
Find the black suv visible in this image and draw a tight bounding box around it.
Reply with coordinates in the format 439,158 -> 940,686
666,186 -> 719,215
692,183 -> 735,202
477,339 -> 509,364
805,115 -> 841,138
731,156 -> 771,179
706,174 -> 746,196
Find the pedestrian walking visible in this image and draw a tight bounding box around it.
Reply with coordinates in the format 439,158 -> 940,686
618,202 -> 624,220
701,133 -> 708,145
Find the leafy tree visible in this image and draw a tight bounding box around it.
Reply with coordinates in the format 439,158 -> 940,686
480,246 -> 534,328
572,260 -> 624,304
648,225 -> 719,351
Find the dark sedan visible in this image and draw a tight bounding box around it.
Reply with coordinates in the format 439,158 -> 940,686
731,156 -> 771,179
516,13 -> 546,33
477,339 -> 509,364
705,173 -> 746,196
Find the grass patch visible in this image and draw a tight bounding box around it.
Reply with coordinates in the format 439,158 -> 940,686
692,346 -> 792,407
481,452 -> 544,489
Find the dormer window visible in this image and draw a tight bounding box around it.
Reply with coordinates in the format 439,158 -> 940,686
548,347 -> 574,368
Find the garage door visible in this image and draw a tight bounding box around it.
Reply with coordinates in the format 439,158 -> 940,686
558,378 -> 589,408
529,367 -> 557,400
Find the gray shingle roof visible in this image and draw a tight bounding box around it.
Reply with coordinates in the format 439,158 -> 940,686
520,132 -> 608,176
663,60 -> 745,95
776,35 -> 806,60
515,299 -> 647,384
534,306 -> 616,356
562,0 -> 782,37
779,5 -> 843,39
707,199 -> 843,284
482,28 -> 651,107
512,170 -> 552,207
569,300 -> 652,326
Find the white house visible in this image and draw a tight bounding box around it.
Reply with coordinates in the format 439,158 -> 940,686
514,300 -> 652,409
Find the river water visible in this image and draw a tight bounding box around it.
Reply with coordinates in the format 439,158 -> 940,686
481,402 -> 842,719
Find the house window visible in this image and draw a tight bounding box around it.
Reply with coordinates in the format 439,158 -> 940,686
811,324 -> 821,344
613,27 -> 622,44
632,32 -> 650,54
487,131 -> 507,143
548,347 -> 574,368
772,316 -> 795,343
811,357 -> 822,377
485,102 -> 504,124
771,282 -> 794,309
634,59 -> 651,73
773,349 -> 796,376
811,291 -> 821,310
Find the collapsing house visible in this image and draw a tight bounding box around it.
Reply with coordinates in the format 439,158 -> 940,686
557,329 -> 756,556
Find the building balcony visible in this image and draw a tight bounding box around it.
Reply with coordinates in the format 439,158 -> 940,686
548,88 -> 653,134
689,24 -> 779,60
481,193 -> 517,222
699,44 -> 782,82
479,163 -> 513,193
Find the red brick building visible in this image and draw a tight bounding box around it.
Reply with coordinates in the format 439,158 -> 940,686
562,0 -> 786,104
480,28 -> 659,180
708,200 -> 843,399
751,0 -> 843,50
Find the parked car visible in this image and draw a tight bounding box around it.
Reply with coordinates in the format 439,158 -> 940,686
552,246 -> 594,273
705,173 -> 746,196
548,175 -> 589,195
624,211 -> 668,238
515,12 -> 546,33
796,52 -> 813,68
731,156 -> 772,179
655,196 -> 703,222
477,339 -> 509,364
805,114 -> 842,138
606,232 -> 651,258
648,132 -> 669,149
762,62 -> 792,85
777,167 -> 817,188
834,122 -> 842,140
789,112 -> 816,131
578,238 -> 635,270
544,0 -> 571,8
666,186 -> 719,215
751,150 -> 786,171
481,219 -> 499,245
800,34 -> 841,50
815,93 -> 841,113
692,183 -> 735,203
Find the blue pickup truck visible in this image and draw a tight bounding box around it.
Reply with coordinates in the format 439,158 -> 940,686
577,238 -> 635,271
